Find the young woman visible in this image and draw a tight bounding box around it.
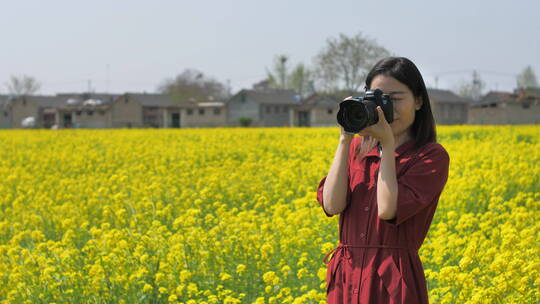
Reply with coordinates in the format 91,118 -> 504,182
317,57 -> 450,304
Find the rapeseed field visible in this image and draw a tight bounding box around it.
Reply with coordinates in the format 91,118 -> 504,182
0,125 -> 538,303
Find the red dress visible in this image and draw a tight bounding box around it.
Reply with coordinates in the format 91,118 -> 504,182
317,136 -> 450,304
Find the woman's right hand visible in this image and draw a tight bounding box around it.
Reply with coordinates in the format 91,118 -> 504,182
339,96 -> 355,141
340,126 -> 355,141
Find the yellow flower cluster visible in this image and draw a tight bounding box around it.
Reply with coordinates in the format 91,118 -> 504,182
0,125 -> 538,303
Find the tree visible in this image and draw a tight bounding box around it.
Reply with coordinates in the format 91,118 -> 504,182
313,32 -> 391,94
516,65 -> 538,88
5,75 -> 41,96
455,70 -> 485,101
288,63 -> 314,98
266,55 -> 289,89
158,68 -> 228,103
265,55 -> 315,98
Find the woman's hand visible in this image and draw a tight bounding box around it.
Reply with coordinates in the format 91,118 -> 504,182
357,106 -> 394,147
340,125 -> 355,141
339,96 -> 355,142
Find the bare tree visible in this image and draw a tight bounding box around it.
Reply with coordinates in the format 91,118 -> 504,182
265,55 -> 315,98
455,70 -> 485,101
313,32 -> 391,94
288,63 -> 314,98
158,68 -> 228,103
266,54 -> 289,89
5,75 -> 41,96
516,65 -> 538,88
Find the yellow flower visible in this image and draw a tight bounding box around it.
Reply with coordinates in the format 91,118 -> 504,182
220,272 -> 232,282
140,254 -> 149,263
236,264 -> 246,275
143,283 -> 153,293
262,271 -> 277,285
117,240 -> 128,249
317,267 -> 327,281
180,270 -> 192,282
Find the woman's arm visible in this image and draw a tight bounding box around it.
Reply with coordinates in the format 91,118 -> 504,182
322,134 -> 353,215
377,141 -> 398,220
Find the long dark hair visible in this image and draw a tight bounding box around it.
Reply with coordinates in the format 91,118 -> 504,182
364,57 -> 437,150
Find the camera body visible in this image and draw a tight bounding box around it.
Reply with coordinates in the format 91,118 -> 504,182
337,89 -> 394,133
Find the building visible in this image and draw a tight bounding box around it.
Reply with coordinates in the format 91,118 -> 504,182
2,92 -> 228,129
54,93 -> 119,128
427,88 -> 471,125
113,93 -> 226,128
293,93 -> 341,127
0,95 -> 12,129
5,93 -> 120,129
226,88 -> 301,127
468,87 -> 540,124
2,86 -> 537,129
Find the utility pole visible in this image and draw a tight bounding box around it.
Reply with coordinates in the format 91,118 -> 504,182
106,64 -> 110,93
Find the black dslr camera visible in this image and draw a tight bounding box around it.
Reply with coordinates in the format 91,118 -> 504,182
337,89 -> 394,134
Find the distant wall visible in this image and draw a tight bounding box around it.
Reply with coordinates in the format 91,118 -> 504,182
468,102 -> 540,124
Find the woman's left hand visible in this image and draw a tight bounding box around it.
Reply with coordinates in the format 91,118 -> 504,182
357,106 -> 394,146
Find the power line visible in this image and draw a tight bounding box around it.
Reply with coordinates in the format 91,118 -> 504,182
427,69 -> 520,89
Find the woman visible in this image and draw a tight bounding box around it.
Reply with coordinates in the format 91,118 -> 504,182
317,57 -> 450,304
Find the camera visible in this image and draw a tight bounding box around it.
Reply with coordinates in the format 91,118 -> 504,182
336,89 -> 394,133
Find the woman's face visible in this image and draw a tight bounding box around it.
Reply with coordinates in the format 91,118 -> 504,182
369,74 -> 423,139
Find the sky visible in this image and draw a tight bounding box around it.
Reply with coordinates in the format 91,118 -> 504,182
1,0 -> 538,96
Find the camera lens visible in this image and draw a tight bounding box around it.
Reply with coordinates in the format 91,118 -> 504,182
346,103 -> 368,128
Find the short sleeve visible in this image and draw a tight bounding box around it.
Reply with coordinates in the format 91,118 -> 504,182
316,137 -> 357,217
381,143 -> 450,227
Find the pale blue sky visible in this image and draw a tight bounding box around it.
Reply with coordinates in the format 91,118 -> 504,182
1,0 -> 538,96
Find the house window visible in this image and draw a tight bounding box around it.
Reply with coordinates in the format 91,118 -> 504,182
241,93 -> 247,103
214,108 -> 220,115
76,111 -> 82,116
199,109 -> 205,115
282,106 -> 287,113
187,109 -> 193,115
266,106 -> 270,114
125,98 -> 129,103
87,110 -> 93,116
3,111 -> 7,117
274,106 -> 279,113
327,109 -> 333,114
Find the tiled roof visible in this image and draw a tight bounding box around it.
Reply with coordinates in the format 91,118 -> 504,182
124,93 -> 193,107
301,94 -> 340,106
233,89 -> 301,105
427,88 -> 470,104
24,95 -> 66,107
475,91 -> 516,106
56,93 -> 119,106
10,93 -> 121,108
